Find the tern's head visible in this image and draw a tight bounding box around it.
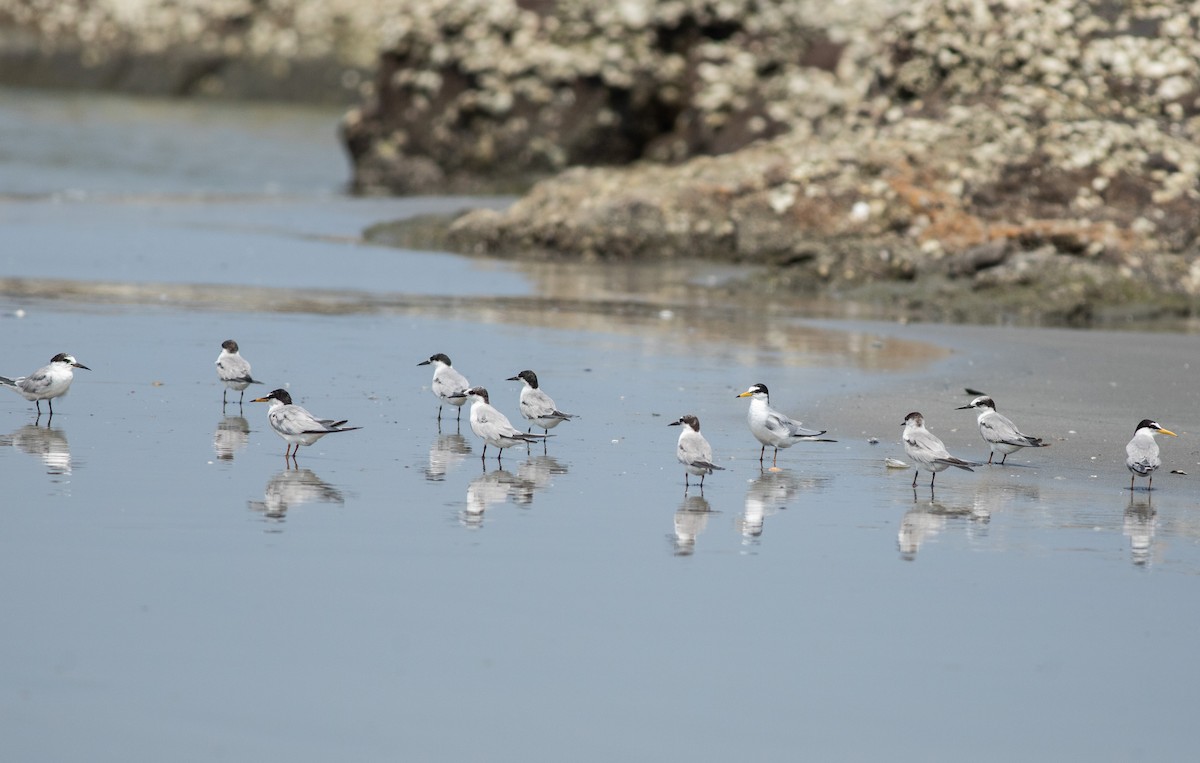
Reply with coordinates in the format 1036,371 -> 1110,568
737,383 -> 769,400
466,386 -> 490,404
903,411 -> 924,428
957,395 -> 995,411
221,339 -> 240,354
507,370 -> 538,388
669,414 -> 701,432
51,353 -> 90,371
418,353 -> 452,368
253,388 -> 293,406
1135,419 -> 1177,437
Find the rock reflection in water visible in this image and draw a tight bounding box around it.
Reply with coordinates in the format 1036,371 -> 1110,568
1,422 -> 72,475
673,494 -> 713,556
247,467 -> 345,521
426,431 -> 472,481
213,415 -> 250,461
1124,494 -> 1157,568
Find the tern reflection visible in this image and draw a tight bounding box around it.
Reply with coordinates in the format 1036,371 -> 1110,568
1124,494 -> 1157,568
516,453 -> 568,492
673,494 -> 713,556
898,491 -> 990,560
463,468 -> 536,527
248,466 -> 344,521
1,422 -> 72,475
213,414 -> 250,461
738,468 -> 823,542
426,431 -> 472,481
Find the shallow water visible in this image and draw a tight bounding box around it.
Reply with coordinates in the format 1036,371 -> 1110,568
2,88 -> 1200,761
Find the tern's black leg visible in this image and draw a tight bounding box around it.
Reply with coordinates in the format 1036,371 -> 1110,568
911,470 -> 918,488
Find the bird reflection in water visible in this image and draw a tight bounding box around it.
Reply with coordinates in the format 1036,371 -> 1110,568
1124,493 -> 1157,568
673,494 -> 713,556
247,466 -> 344,522
738,468 -> 826,543
1,422 -> 72,475
898,490 -> 990,561
463,468 -> 534,528
426,431 -> 472,481
213,414 -> 250,461
516,453 -> 568,492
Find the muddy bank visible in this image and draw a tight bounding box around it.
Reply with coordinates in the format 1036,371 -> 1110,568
368,213 -> 1200,329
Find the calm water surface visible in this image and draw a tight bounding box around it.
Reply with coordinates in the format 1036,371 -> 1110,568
1,88 -> 1198,762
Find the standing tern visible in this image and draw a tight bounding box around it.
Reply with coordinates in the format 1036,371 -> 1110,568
251,388 -> 360,459
216,339 -> 262,406
956,395 -> 1046,465
418,353 -> 471,422
1125,419 -> 1176,491
0,353 -> 90,419
506,369 -> 574,435
466,386 -> 549,464
669,414 -> 725,491
902,411 -> 978,488
736,383 -> 835,467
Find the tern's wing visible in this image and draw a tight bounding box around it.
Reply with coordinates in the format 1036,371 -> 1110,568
521,388 -> 560,419
477,406 -> 523,438
679,432 -> 719,467
274,405 -> 337,435
217,354 -> 255,384
16,367 -> 53,396
981,412 -> 1041,446
907,428 -> 952,459
1126,439 -> 1161,474
765,407 -> 825,438
435,366 -> 470,397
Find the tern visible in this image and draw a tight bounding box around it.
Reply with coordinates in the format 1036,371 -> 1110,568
669,414 -> 725,491
251,388 -> 360,459
506,369 -> 574,435
956,395 -> 1046,465
216,339 -> 262,406
0,353 -> 90,419
466,386 -> 549,464
1125,419 -> 1176,491
418,353 -> 470,422
902,411 -> 977,488
736,383 -> 834,467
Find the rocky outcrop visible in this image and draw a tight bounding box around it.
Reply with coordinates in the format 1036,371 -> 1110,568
341,0 -> 883,193
438,0 -> 1200,320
